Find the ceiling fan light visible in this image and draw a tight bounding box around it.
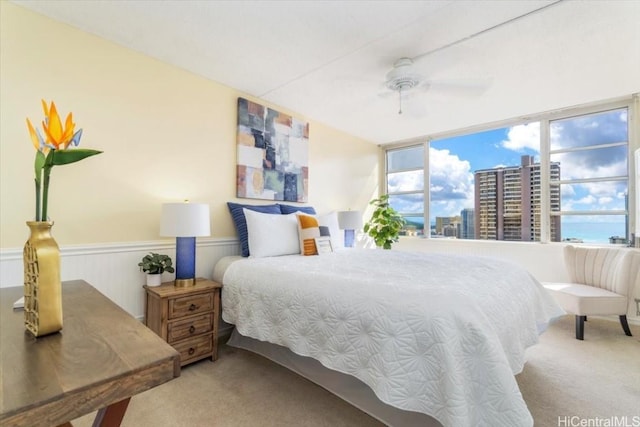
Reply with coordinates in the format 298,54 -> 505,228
384,57 -> 422,92
385,76 -> 420,91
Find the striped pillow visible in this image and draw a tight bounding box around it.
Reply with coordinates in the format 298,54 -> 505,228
296,214 -> 321,256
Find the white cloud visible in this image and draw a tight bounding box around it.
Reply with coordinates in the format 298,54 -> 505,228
554,154 -> 627,181
387,170 -> 423,192
502,123 -> 540,152
598,196 -> 613,205
618,110 -> 628,123
581,181 -> 624,198
429,148 -> 474,217
561,182 -> 626,211
562,194 -> 597,211
549,124 -> 563,151
573,194 -> 598,205
561,184 -> 576,198
593,160 -> 627,178
576,195 -> 597,205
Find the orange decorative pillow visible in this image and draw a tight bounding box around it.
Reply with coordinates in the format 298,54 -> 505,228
296,214 -> 321,256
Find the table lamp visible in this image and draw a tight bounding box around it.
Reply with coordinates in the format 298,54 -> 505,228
160,202 -> 210,287
338,210 -> 362,248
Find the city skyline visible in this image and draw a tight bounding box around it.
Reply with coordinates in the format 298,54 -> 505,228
388,108 -> 629,243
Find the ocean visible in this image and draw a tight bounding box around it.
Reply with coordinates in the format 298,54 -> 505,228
560,222 -> 627,244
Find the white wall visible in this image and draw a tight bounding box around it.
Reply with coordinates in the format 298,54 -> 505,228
0,2 -> 379,249
0,3 -> 377,339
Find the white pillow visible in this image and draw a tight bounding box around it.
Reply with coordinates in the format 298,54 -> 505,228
243,208 -> 301,258
318,211 -> 344,250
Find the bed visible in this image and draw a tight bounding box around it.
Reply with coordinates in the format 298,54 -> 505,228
215,248 -> 564,427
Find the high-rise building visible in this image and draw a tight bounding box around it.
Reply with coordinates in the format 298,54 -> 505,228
474,155 -> 561,241
460,208 -> 475,239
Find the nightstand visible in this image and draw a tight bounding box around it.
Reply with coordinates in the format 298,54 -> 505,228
144,278 -> 222,366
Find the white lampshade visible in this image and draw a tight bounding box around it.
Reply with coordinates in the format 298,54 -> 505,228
338,210 -> 363,230
160,202 -> 211,237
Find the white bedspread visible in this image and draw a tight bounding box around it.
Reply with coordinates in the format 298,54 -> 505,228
221,249 -> 564,427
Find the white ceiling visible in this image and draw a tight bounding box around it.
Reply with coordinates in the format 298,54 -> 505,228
11,1 -> 640,144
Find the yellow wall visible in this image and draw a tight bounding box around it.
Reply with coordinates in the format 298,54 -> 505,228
0,2 -> 379,248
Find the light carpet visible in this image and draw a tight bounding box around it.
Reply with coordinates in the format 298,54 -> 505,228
74,315 -> 640,426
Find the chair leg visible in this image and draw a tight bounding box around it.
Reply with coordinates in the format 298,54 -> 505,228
575,315 -> 585,340
620,315 -> 633,337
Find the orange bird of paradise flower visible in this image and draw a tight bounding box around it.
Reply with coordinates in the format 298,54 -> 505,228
26,100 -> 83,152
25,100 -> 101,221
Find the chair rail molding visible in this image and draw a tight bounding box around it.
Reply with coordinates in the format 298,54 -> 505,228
0,237 -> 241,323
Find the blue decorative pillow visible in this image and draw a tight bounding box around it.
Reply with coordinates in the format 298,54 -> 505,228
227,202 -> 281,257
278,204 -> 316,215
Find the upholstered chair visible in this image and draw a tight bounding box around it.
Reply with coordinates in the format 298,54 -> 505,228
543,245 -> 640,340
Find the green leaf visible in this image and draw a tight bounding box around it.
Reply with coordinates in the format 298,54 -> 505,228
51,149 -> 102,166
363,193 -> 405,249
139,252 -> 174,274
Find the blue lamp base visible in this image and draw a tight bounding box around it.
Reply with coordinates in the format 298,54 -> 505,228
344,229 -> 355,248
175,236 -> 196,287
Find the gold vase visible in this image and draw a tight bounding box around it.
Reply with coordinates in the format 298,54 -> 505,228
23,221 -> 63,336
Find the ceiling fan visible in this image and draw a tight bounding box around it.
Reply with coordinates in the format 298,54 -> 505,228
378,2 -> 561,116
383,56 -> 491,115
384,57 -> 425,115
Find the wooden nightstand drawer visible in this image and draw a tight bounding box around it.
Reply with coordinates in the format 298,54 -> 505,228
168,292 -> 213,319
167,313 -> 213,343
144,278 -> 222,366
174,334 -> 213,363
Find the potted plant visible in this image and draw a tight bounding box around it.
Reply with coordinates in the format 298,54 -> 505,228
363,194 -> 406,250
138,252 -> 175,286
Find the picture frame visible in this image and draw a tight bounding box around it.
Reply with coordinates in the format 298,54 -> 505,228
314,236 -> 333,254
236,97 -> 309,202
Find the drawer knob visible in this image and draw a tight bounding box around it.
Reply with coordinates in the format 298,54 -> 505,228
188,347 -> 195,355
188,304 -> 198,311
189,325 -> 196,334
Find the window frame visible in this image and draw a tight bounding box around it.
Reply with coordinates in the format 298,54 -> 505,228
383,95 -> 638,244
385,143 -> 427,235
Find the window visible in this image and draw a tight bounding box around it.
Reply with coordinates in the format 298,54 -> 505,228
550,108 -> 629,244
430,126 -> 543,241
386,145 -> 425,236
384,99 -> 634,244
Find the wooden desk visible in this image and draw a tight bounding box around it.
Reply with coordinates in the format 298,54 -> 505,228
0,280 -> 181,427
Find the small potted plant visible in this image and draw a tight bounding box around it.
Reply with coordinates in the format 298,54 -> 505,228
138,252 -> 175,286
363,194 -> 406,250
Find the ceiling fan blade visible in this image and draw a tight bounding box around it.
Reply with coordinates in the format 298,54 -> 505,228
428,77 -> 493,96
376,55 -> 493,116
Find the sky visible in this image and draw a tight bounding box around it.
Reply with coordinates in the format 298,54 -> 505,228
388,108 -> 629,232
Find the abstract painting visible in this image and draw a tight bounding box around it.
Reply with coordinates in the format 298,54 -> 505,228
236,97 -> 309,202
